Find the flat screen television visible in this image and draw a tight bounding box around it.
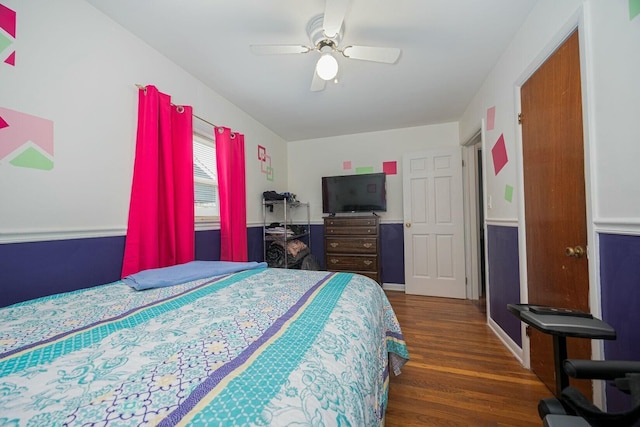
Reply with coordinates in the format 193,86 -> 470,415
322,172 -> 387,214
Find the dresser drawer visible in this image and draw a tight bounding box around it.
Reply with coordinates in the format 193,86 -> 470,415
326,237 -> 377,254
325,226 -> 378,236
324,217 -> 378,227
326,255 -> 378,272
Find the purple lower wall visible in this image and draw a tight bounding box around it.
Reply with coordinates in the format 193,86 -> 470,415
380,223 -> 405,284
0,236 -> 127,307
1,222 -> 406,307
0,231 -> 222,308
487,225 -> 522,347
599,233 -> 640,412
195,230 -> 221,261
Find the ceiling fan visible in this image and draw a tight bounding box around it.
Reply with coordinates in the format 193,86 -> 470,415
249,0 -> 401,92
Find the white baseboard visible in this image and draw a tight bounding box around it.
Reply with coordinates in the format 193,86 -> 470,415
488,316 -> 524,365
382,283 -> 405,292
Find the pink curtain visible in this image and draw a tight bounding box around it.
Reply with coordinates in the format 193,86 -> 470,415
215,127 -> 247,261
121,85 -> 195,277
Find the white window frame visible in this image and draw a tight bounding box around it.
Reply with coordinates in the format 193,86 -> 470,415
193,130 -> 219,222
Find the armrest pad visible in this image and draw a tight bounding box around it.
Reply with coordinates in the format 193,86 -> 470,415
564,360 -> 640,380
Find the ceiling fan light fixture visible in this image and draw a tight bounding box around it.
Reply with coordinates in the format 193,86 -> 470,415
316,53 -> 339,81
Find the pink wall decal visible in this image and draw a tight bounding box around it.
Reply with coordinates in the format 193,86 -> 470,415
4,49 -> 14,65
260,153 -> 270,173
0,4 -> 16,38
486,106 -> 496,131
491,133 -> 508,175
343,160 -> 352,170
0,3 -> 16,67
383,161 -> 397,175
0,107 -> 54,160
257,144 -> 274,180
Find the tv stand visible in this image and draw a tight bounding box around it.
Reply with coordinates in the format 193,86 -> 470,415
324,215 -> 381,285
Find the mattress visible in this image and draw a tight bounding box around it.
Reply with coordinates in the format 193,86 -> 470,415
0,266 -> 408,426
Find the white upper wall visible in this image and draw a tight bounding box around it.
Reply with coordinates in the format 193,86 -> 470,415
586,0 -> 640,222
0,0 -> 287,241
287,123 -> 460,223
459,0 -> 587,221
4,0 -> 636,241
460,0 -> 640,223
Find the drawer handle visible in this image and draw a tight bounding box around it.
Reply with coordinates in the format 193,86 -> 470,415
362,243 -> 372,248
330,259 -> 340,264
367,229 -> 371,233
363,260 -> 373,266
330,243 -> 339,248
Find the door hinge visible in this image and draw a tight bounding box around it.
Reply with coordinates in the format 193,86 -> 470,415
518,113 -> 523,124
462,159 -> 465,167
465,277 -> 468,284
526,325 -> 531,337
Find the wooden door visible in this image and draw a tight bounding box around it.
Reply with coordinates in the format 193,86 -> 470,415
521,30 -> 591,396
403,148 -> 466,298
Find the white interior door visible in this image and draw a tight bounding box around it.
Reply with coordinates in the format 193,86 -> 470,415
403,148 -> 466,298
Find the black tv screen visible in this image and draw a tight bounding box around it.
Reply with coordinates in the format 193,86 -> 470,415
322,173 -> 387,214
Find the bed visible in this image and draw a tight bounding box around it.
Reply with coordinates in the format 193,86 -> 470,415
0,263 -> 408,426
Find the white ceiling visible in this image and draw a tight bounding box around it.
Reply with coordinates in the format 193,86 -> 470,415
85,0 -> 538,141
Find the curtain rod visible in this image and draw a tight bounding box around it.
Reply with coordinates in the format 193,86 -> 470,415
135,84 -> 218,129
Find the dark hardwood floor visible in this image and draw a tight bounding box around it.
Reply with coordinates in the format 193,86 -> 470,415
385,291 -> 553,426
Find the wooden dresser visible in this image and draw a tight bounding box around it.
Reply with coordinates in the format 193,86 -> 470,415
323,216 -> 381,284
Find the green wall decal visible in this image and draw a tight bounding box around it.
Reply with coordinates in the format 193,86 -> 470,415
355,166 -> 374,174
9,146 -> 54,170
0,32 -> 11,56
504,184 -> 513,202
631,0 -> 640,20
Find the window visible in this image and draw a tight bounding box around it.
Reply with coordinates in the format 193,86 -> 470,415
193,132 -> 219,219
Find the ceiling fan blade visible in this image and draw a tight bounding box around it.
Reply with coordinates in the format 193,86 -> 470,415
342,46 -> 401,64
323,0 -> 349,38
250,45 -> 310,55
310,69 -> 326,92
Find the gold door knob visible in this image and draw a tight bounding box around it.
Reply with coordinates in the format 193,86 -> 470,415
565,246 -> 585,258
405,222 -> 411,228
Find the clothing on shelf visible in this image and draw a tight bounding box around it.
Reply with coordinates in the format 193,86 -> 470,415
265,239 -> 310,269
265,223 -> 307,237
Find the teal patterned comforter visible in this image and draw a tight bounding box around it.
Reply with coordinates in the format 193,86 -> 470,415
0,268 -> 408,426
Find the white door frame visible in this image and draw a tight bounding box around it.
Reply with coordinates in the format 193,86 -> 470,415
512,5 -> 602,407
462,128 -> 485,301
